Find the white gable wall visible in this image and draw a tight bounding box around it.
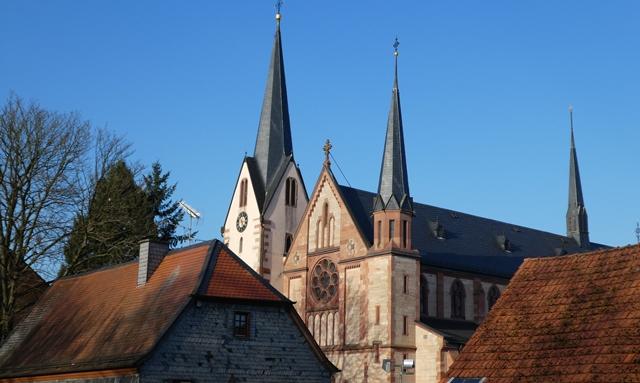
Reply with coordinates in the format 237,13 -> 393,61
223,161 -> 262,273
263,160 -> 308,292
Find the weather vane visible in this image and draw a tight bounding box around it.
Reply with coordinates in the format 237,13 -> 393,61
323,139 -> 332,167
393,37 -> 400,56
276,0 -> 283,17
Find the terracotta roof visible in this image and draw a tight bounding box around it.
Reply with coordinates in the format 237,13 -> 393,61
0,243 -> 210,378
0,240 -> 292,379
202,246 -> 286,302
445,244 -> 640,383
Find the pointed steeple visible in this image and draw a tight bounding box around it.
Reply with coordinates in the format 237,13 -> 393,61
374,38 -> 412,212
566,105 -> 589,247
253,6 -> 293,189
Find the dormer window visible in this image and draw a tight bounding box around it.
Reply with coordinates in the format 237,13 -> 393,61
428,220 -> 445,240
496,234 -> 512,253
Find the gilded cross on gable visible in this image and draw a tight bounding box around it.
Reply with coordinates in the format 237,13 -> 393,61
323,139 -> 332,167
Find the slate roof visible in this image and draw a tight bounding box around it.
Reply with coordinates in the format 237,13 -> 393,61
0,240 -> 334,379
374,51 -> 412,212
241,15 -> 305,215
445,244 -> 640,383
339,185 -> 605,278
421,317 -> 478,346
253,16 -> 293,194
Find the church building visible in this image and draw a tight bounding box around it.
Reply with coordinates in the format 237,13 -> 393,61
222,8 -> 308,292
224,9 -> 605,383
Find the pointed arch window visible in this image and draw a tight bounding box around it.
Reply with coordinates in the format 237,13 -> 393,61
285,177 -> 297,207
450,279 -> 466,320
488,285 -> 501,310
239,178 -> 248,207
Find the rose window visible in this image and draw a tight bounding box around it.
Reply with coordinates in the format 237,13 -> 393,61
311,259 -> 339,303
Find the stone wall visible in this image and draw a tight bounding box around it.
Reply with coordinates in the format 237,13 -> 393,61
5,375 -> 139,383
140,301 -> 333,383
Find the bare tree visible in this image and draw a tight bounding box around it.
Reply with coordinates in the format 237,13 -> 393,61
0,94 -> 90,340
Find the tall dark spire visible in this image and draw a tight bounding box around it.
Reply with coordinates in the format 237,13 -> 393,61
253,5 -> 293,189
374,38 -> 412,212
566,105 -> 589,247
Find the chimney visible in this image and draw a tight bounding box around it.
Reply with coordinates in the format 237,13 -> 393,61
138,239 -> 170,286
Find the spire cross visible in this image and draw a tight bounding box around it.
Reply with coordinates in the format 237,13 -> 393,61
393,37 -> 400,56
276,0 -> 283,20
323,139 -> 333,167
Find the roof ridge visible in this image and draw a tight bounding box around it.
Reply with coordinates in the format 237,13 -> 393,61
523,243 -> 640,264
55,241 -> 213,283
339,184 -> 598,245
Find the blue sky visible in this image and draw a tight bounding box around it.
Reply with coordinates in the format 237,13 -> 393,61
1,1 -> 639,246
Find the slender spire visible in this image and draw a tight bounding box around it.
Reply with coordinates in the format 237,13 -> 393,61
374,38 -> 412,212
566,105 -> 589,246
253,2 -> 293,189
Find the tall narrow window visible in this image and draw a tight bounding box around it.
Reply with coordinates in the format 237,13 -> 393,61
420,274 -> 429,317
403,275 -> 408,294
451,279 -> 466,320
389,220 -> 395,242
239,178 -> 248,207
375,305 -> 380,325
374,342 -> 380,363
377,220 -> 382,247
402,220 -> 408,248
239,237 -> 243,253
285,233 -> 293,254
488,285 -> 501,310
285,177 -> 297,207
403,315 -> 408,335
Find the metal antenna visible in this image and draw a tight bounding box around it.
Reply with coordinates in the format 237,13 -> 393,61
179,200 -> 202,245
635,222 -> 640,244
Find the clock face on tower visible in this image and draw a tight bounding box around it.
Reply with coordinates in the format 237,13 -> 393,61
236,211 -> 248,232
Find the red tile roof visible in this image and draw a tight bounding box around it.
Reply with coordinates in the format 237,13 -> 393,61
204,247 -> 284,301
0,240 -> 290,379
0,243 -> 209,378
445,244 -> 640,383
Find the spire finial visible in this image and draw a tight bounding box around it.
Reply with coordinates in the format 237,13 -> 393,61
393,37 -> 400,89
275,0 -> 283,22
569,104 -> 575,148
323,139 -> 332,167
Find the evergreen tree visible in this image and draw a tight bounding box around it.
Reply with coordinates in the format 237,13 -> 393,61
63,161 -> 155,275
143,161 -> 192,246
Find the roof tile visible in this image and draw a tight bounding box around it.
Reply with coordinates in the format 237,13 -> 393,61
445,244 -> 640,383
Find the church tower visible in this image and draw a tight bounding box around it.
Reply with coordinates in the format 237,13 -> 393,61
566,106 -> 589,247
223,7 -> 308,292
372,38 -> 414,252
